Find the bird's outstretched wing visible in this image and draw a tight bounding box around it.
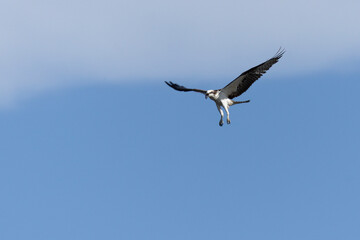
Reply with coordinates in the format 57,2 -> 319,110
221,48 -> 285,99
165,81 -> 207,94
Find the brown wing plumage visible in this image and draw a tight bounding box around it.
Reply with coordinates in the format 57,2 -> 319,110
165,81 -> 207,94
221,48 -> 285,99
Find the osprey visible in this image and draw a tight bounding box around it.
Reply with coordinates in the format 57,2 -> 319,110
165,48 -> 285,126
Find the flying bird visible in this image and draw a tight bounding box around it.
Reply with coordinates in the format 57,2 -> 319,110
165,48 -> 285,126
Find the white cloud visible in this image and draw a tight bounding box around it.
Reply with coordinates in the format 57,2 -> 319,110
1,0 -> 359,106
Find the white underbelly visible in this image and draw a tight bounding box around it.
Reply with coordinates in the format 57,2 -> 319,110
214,93 -> 232,106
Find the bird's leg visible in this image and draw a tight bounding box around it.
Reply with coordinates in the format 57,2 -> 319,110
217,104 -> 224,126
224,106 -> 231,124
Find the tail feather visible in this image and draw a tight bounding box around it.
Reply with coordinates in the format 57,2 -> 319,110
232,100 -> 250,105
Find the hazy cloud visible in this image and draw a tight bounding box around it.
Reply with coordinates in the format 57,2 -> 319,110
1,0 -> 359,106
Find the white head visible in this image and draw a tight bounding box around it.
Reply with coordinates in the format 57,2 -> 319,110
205,90 -> 216,100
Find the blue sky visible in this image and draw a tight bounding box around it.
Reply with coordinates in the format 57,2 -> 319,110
1,0 -> 360,239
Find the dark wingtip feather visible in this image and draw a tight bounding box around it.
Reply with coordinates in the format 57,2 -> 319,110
274,47 -> 286,60
165,81 -> 177,89
164,81 -> 190,92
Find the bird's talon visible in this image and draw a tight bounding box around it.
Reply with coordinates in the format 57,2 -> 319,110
219,121 -> 223,126
227,119 -> 231,124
